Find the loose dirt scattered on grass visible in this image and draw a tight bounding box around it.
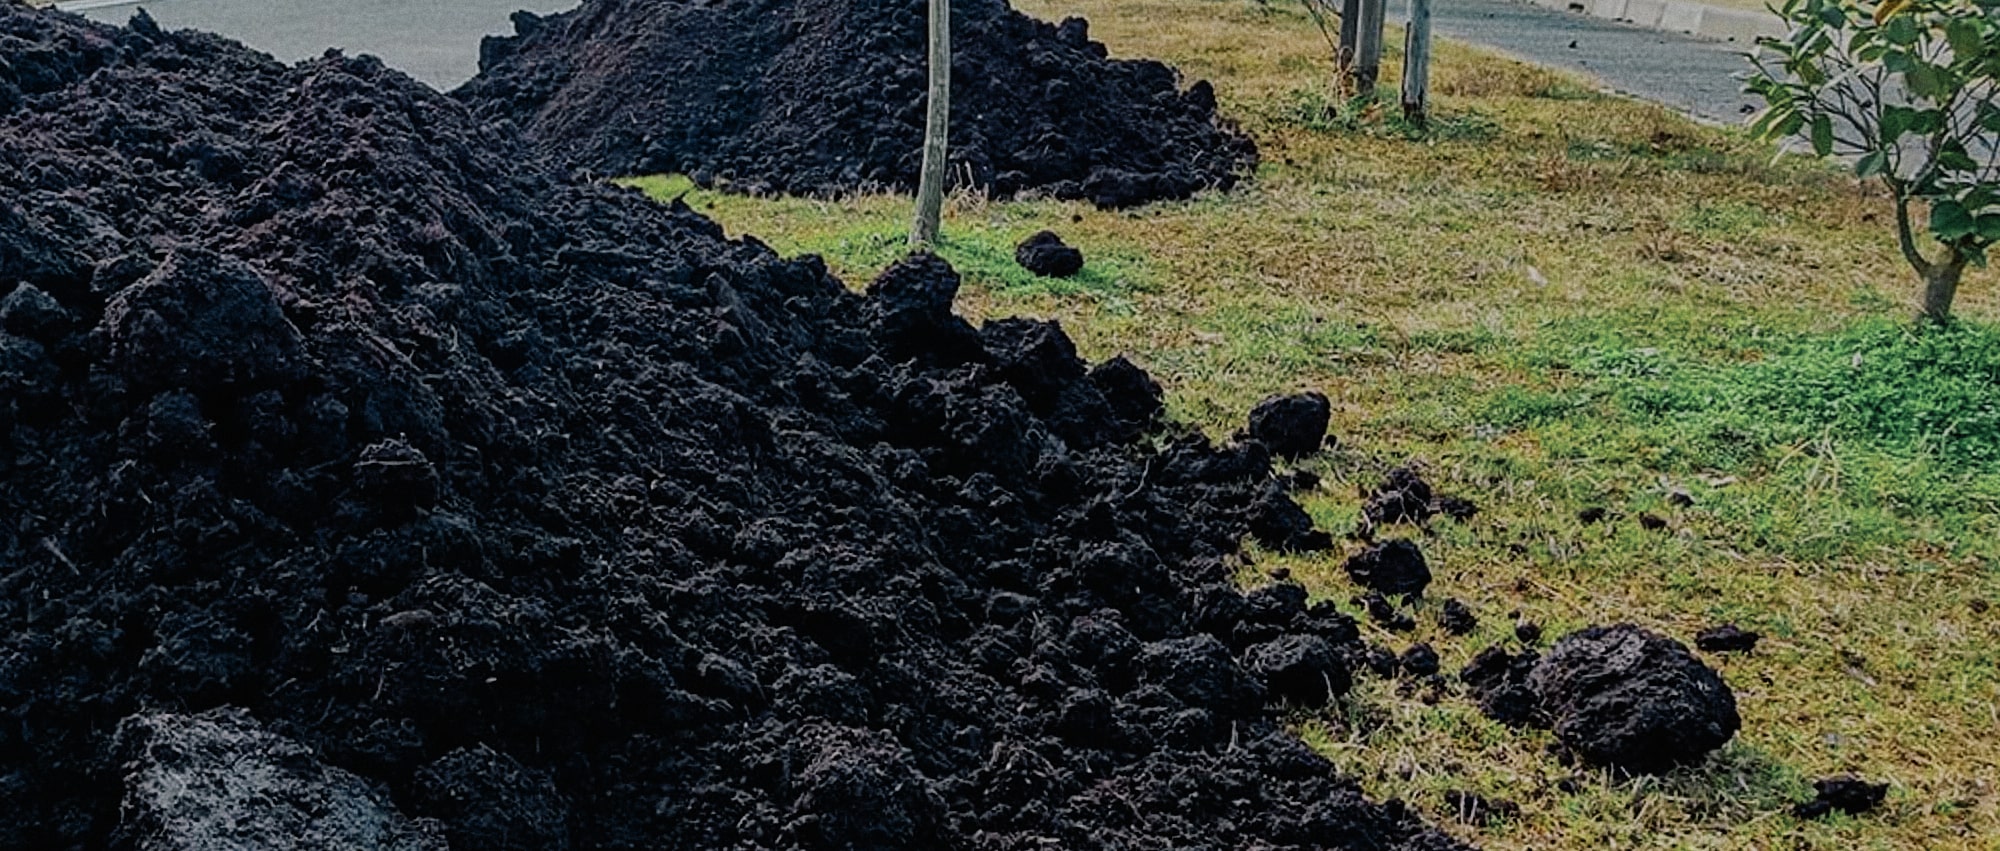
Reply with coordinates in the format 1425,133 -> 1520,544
455,0 -> 1258,207
0,6 -> 1461,848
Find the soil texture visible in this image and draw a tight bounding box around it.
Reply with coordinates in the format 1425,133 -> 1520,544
1015,231 -> 1083,278
1243,391 -> 1330,459
1345,539 -> 1432,597
1793,776 -> 1888,819
1694,624 -> 1759,653
0,7 -> 1461,849
1525,625 -> 1740,774
454,0 -> 1258,208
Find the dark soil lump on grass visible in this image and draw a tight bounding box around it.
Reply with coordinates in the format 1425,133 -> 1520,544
1462,625 -> 1740,774
454,0 -> 1259,207
0,6 -> 1459,850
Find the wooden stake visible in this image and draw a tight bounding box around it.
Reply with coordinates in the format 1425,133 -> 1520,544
1338,0 -> 1360,87
910,0 -> 950,247
1355,0 -> 1385,99
1402,0 -> 1432,126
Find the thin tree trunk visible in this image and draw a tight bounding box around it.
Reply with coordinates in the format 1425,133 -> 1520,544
1922,251 -> 1966,323
909,0 -> 950,248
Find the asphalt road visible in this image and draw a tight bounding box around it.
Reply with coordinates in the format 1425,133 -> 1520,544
69,0 -> 578,89
1386,0 -> 1764,124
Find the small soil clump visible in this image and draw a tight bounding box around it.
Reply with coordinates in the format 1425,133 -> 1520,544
1793,776 -> 1888,819
1438,598 -> 1478,636
1399,643 -> 1441,677
1244,633 -> 1352,707
1364,464 -> 1434,525
1345,539 -> 1431,597
1694,624 -> 1760,653
1514,619 -> 1544,644
1244,391 -> 1331,458
1460,646 -> 1541,727
1014,230 -> 1084,278
1525,625 -> 1740,774
456,0 -> 1258,207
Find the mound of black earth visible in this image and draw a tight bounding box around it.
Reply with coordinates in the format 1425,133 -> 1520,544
1525,625 -> 1740,774
0,7 -> 1461,850
453,0 -> 1259,208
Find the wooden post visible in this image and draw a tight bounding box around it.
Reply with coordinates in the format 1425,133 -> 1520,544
909,0 -> 950,247
1354,0 -> 1385,99
1338,0 -> 1360,87
1402,0 -> 1432,126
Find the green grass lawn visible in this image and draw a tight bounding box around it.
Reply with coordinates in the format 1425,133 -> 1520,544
621,0 -> 2000,846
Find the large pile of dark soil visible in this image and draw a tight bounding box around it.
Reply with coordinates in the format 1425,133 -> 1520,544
453,0 -> 1259,208
0,6 -> 1459,849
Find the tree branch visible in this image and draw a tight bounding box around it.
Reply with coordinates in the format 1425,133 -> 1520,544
1893,184 -> 1935,277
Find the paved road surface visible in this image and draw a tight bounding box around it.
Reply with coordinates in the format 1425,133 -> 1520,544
70,0 -> 578,90
1386,0 -> 1765,124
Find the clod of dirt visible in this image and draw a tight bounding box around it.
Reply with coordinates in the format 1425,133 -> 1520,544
1438,598 -> 1478,636
1694,624 -> 1760,653
1443,790 -> 1519,827
1015,230 -> 1084,278
1088,354 -> 1166,432
1345,539 -> 1431,597
1638,512 -> 1669,531
1577,506 -> 1608,524
1244,633 -> 1352,706
410,745 -> 571,851
1358,592 -> 1418,632
1793,776 -> 1888,819
1434,495 -> 1478,521
1244,391 -> 1331,458
0,8 -> 1461,849
457,0 -> 1257,208
1514,620 -> 1544,644
111,708 -> 448,851
1399,643 -> 1441,678
1460,645 -> 1541,727
1526,625 -> 1741,774
1363,464 -> 1434,525
354,438 -> 442,519
1360,643 -> 1402,678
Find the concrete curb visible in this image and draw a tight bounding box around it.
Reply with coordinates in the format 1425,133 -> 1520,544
1524,0 -> 1788,44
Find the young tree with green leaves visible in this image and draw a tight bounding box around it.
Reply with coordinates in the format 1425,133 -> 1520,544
1747,0 -> 2000,321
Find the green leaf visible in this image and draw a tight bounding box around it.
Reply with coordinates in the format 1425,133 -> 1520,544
1932,199 -> 1977,241
1946,18 -> 1984,59
1879,104 -> 1917,142
1874,0 -> 1912,24
1905,62 -> 1947,99
1977,214 -> 2000,242
1978,102 -> 2000,133
1909,107 -> 1947,134
1883,14 -> 1921,46
1856,148 -> 1889,178
1810,113 -> 1835,155
1940,143 -> 1980,172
